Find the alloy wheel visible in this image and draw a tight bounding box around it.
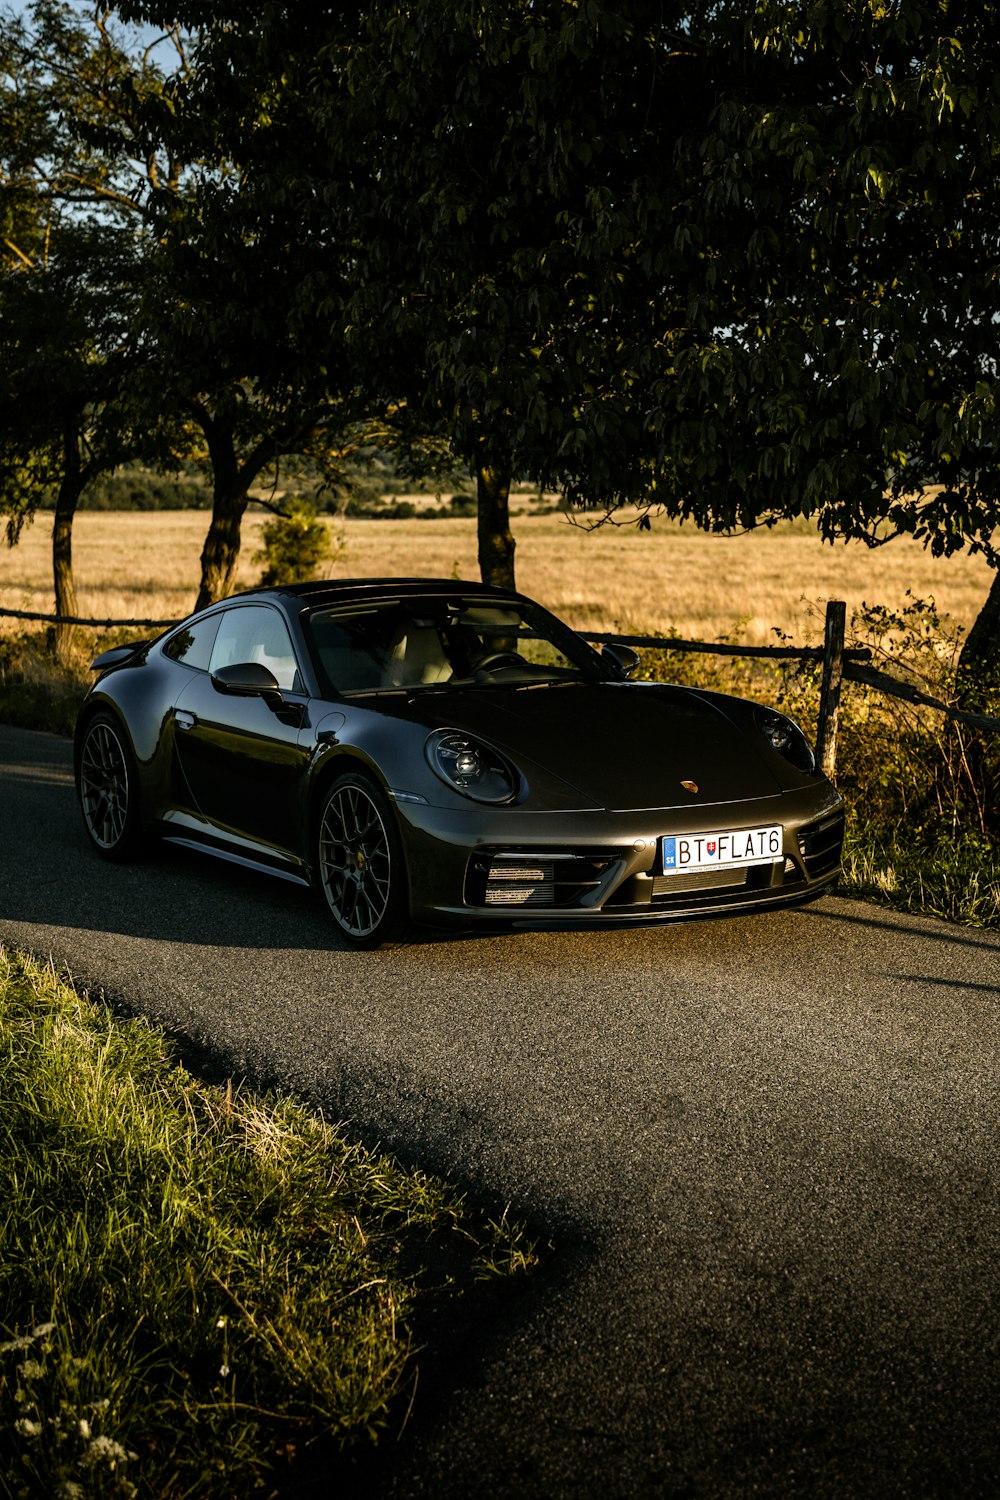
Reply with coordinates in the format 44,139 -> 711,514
80,719 -> 131,851
318,780 -> 394,940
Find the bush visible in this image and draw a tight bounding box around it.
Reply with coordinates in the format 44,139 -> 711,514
835,594 -> 998,836
253,501 -> 343,586
341,496 -> 418,519
0,631 -> 94,736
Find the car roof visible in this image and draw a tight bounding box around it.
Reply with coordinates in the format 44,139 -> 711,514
240,578 -> 526,610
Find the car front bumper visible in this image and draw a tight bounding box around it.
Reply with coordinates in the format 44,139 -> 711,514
394,783 -> 845,929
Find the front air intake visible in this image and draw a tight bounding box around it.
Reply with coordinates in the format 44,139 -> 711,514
468,851 -> 622,909
797,810 -> 845,881
484,860 -> 555,906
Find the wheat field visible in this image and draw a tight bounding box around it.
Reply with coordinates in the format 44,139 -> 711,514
1,504 -> 995,647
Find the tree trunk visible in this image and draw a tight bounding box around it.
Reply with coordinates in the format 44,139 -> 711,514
476,451 -> 515,590
194,419 -> 247,612
954,562 -> 999,832
191,409 -> 302,612
53,421 -> 84,660
195,485 -> 249,611
958,563 -> 1000,698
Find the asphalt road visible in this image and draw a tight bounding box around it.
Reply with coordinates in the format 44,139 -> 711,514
3,721 -> 999,1498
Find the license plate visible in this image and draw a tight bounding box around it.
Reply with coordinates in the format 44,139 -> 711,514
661,824 -> 783,874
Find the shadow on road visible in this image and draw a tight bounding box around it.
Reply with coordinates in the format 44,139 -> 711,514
795,899 -> 999,952
1,724 -> 353,950
18,827 -> 349,952
893,972 -> 1000,996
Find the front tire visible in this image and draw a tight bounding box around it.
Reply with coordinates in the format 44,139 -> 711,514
78,712 -> 144,860
316,772 -> 408,947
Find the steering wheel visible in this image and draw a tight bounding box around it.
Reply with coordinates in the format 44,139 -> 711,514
475,651 -> 524,673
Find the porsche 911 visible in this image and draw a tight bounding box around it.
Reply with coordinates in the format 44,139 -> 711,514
74,578 -> 844,946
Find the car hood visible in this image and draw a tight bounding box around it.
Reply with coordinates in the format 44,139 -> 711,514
395,681 -> 783,811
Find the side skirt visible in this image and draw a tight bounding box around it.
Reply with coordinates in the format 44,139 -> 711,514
161,834 -> 312,889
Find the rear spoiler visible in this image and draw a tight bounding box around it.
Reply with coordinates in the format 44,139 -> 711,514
89,642 -> 147,673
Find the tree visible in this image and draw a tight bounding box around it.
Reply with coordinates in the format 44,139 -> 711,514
128,200 -> 351,609
88,0 -> 1000,665
626,1 -> 1000,684
111,0 -> 379,608
0,0 -> 188,645
1,1 -> 335,617
313,1 -> 725,588
0,223 -> 144,652
120,0 -> 724,589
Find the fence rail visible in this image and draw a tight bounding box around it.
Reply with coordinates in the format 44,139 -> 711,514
575,627 -> 871,663
0,607 -> 179,628
843,661 -> 1000,735
3,600 -> 997,774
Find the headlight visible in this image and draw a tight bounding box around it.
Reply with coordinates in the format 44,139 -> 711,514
425,730 -> 521,804
755,707 -> 816,773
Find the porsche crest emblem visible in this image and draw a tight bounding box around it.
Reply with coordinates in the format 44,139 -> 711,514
680,780 -> 699,794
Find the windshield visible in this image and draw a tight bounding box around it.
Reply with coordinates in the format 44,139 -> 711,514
306,596 -> 609,698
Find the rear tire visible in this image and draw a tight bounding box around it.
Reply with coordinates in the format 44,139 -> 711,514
78,712 -> 144,860
315,771 -> 408,947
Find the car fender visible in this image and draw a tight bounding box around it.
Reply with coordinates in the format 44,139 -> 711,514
77,658 -> 188,823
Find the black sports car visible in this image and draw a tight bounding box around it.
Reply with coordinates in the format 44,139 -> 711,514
74,578 -> 844,946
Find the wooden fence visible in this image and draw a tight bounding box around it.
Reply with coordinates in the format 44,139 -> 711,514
2,599 -> 998,779
583,601 -> 1000,775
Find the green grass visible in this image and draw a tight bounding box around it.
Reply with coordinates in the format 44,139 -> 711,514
840,824 -> 1000,928
0,947 -> 538,1499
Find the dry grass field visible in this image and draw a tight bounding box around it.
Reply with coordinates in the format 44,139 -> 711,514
1,503 -> 995,647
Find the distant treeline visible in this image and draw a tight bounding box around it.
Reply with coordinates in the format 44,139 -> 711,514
68,477 -> 480,515
76,473 -> 213,510
39,467 -> 559,516
342,492 -> 478,519
48,460 -> 482,512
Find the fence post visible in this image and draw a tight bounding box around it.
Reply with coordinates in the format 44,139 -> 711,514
815,600 -> 846,780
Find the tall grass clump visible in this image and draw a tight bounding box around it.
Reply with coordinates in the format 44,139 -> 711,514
832,595 -> 999,927
0,626 -> 158,738
0,948 -> 538,1498
0,630 -> 92,737
636,595 -> 999,929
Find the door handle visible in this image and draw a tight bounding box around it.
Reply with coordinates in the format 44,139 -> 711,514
175,710 -> 197,731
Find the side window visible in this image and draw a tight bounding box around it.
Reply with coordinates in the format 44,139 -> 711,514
162,613 -> 222,672
208,605 -> 303,692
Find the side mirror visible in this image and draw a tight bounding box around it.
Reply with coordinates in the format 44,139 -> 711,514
601,642 -> 640,680
211,662 -> 281,697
